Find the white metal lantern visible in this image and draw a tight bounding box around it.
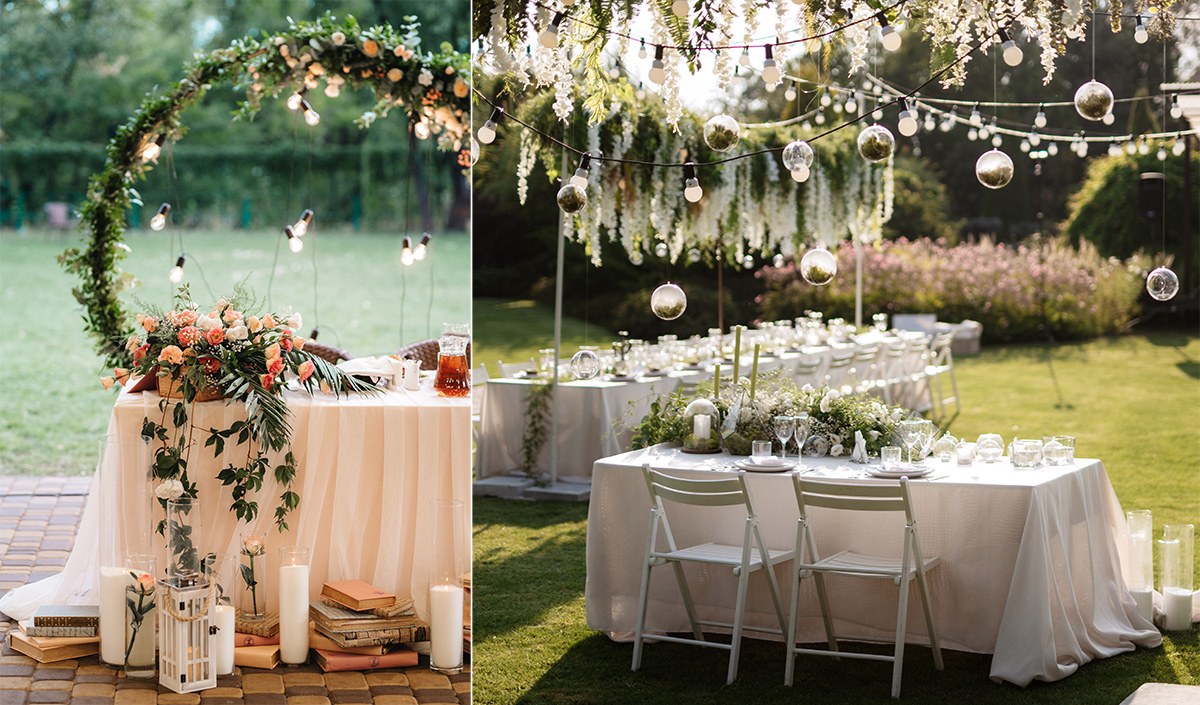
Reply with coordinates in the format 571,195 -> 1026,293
158,575 -> 217,694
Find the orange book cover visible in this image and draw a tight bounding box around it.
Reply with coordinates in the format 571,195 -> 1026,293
321,580 -> 395,611
313,645 -> 418,672
234,632 -> 280,647
233,644 -> 280,669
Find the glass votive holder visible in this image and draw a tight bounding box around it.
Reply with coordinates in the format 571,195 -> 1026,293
1012,439 -> 1043,468
881,446 -> 902,468
751,440 -> 773,459
954,441 -> 976,465
123,554 -> 157,679
1160,524 -> 1195,631
1054,435 -> 1075,463
976,437 -> 1003,463
932,434 -> 957,462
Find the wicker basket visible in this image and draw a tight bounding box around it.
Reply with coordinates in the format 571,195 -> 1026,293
157,371 -> 228,402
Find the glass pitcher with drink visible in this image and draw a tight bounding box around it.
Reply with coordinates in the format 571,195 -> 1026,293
434,322 -> 470,397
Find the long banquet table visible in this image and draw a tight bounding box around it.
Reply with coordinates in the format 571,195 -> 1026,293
0,380 -> 471,624
584,445 -> 1165,685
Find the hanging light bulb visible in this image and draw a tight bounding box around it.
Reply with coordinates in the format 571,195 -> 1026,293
294,209 -> 314,236
414,233 -> 430,261
1157,146 -> 1168,160
569,153 -> 591,189
820,92 -> 832,107
648,45 -> 666,85
638,39 -> 647,60
141,134 -> 166,164
1173,138 -> 1186,156
897,97 -> 919,137
672,0 -> 688,18
1170,94 -> 1183,120
940,108 -> 956,132
285,225 -> 304,253
400,236 -> 415,266
1138,139 -> 1150,155
1030,129 -> 1041,147
967,128 -> 979,141
761,44 -> 780,84
739,47 -> 750,67
785,81 -> 797,102
539,12 -> 564,49
969,104 -> 983,126
924,114 -> 937,132
635,82 -> 646,100
1134,15 -> 1148,44
150,203 -> 171,231
991,133 -> 1003,148
1107,142 -> 1123,157
1102,112 -> 1116,126
998,28 -> 1023,66
878,12 -> 902,51
1034,104 -> 1047,128
683,162 -> 703,203
1126,140 -> 1138,155
286,90 -> 306,111
300,99 -> 320,126
414,120 -> 430,140
169,255 -> 186,284
477,107 -> 502,144
1020,139 -> 1031,153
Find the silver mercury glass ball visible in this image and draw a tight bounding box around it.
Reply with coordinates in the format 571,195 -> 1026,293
687,248 -> 702,263
1146,266 -> 1179,301
772,254 -> 785,268
556,183 -> 588,213
703,114 -> 741,152
650,282 -> 688,320
782,139 -> 815,173
654,242 -> 669,258
570,349 -> 601,379
800,247 -> 837,286
857,124 -> 895,163
630,250 -> 644,266
1074,80 -> 1114,121
975,149 -> 1014,189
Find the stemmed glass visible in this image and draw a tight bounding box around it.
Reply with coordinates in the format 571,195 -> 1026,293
793,412 -> 810,468
896,420 -> 924,465
916,419 -> 935,463
773,416 -> 795,460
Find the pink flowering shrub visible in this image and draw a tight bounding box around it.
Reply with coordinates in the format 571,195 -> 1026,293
758,237 -> 1153,343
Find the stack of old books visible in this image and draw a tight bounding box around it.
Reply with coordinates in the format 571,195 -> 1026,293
233,613 -> 282,669
8,606 -> 100,663
309,579 -> 424,672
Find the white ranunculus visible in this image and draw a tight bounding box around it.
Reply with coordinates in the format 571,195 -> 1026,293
891,409 -> 904,422
194,314 -> 218,331
830,443 -> 845,457
286,313 -> 302,330
417,68 -> 434,86
225,325 -> 249,341
155,479 -> 184,501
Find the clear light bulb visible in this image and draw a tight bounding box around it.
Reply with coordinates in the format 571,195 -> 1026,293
1030,130 -> 1041,146
815,113 -> 826,125
924,115 -> 937,132
150,213 -> 166,231
1126,141 -> 1138,155
684,178 -> 702,203
648,59 -> 665,84
1108,143 -> 1122,157
970,107 -> 982,126
1170,97 -> 1182,119
820,92 -> 832,107
880,25 -> 901,52
897,108 -> 918,137
845,98 -> 858,113
400,237 -> 415,266
635,84 -> 645,100
414,121 -> 430,139
294,209 -> 313,236
1158,147 -> 1168,160
1034,109 -> 1047,129
638,41 -> 647,60
790,164 -> 810,182
304,107 -> 320,126
478,119 -> 497,144
289,234 -> 304,252
1138,140 -> 1150,155
1173,139 -> 1186,156
169,266 -> 184,283
570,168 -> 588,189
739,48 -> 750,66
762,59 -> 780,84
414,234 -> 429,261
992,134 -> 1003,148
1134,17 -> 1148,44
1048,142 -> 1058,156
1002,40 -> 1023,66
785,84 -> 796,101
672,0 -> 688,18
1102,112 -> 1115,125
967,128 -> 978,141
1020,140 -> 1031,153
940,116 -> 955,132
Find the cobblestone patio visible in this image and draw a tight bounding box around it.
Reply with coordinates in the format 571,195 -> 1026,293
0,477 -> 471,705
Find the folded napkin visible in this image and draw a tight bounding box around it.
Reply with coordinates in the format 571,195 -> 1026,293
338,356 -> 402,383
746,456 -> 787,467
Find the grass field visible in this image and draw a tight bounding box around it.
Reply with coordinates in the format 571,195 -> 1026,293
0,228 -> 469,476
473,302 -> 1200,705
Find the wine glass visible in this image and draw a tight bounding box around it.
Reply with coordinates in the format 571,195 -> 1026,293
896,420 -> 924,464
773,416 -> 795,459
793,412 -> 810,467
915,419 -> 935,463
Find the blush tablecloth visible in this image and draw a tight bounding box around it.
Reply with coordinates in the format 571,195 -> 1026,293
0,381 -> 470,624
584,446 -> 1167,686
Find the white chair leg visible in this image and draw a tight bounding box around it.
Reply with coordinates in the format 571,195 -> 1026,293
632,512 -> 658,673
727,565 -> 751,685
671,562 -> 705,642
784,522 -> 805,687
891,536 -> 915,698
811,572 -> 839,654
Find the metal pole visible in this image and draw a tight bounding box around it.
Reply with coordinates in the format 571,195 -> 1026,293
550,147 -> 567,484
855,239 -> 863,327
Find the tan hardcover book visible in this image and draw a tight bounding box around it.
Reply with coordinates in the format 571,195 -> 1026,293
308,627 -> 387,656
314,624 -> 401,648
312,645 -> 417,672
365,596 -> 415,618
235,612 -> 280,638
234,632 -> 280,647
233,644 -> 280,669
321,580 -> 395,611
309,601 -> 423,631
9,630 -> 99,663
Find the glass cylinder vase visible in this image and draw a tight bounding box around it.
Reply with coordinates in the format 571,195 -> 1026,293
429,499 -> 466,674
166,498 -> 202,581
205,553 -> 237,676
97,435 -> 153,668
278,547 -> 310,665
238,532 -> 267,622
1160,524 -> 1195,631
1126,510 -> 1154,622
124,554 -> 157,679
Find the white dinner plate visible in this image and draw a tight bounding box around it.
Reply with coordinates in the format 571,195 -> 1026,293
734,458 -> 798,473
865,464 -> 934,479
605,374 -> 638,382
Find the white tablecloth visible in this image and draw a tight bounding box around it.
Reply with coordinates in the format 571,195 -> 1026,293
584,446 -> 1166,685
0,381 -> 470,623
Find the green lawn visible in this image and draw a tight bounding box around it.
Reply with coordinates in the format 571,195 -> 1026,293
0,228 -> 469,476
473,298 -> 615,380
473,322 -> 1200,704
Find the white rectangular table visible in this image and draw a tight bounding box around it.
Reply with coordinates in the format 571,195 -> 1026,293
585,445 -> 1163,685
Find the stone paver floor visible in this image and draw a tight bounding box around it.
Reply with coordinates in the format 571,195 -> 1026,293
0,476 -> 471,705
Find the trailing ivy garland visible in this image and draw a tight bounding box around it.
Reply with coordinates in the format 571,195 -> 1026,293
521,381 -> 553,483
59,13 -> 470,367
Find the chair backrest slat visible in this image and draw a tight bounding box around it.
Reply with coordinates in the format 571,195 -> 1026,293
800,494 -> 907,512
643,465 -> 751,509
653,484 -> 749,507
794,477 -> 915,522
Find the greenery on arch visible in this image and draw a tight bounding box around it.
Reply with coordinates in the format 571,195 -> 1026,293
59,13 -> 471,367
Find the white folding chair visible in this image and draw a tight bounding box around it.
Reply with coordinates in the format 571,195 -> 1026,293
845,344 -> 882,395
632,464 -> 794,685
784,476 -> 943,698
822,349 -> 856,392
925,331 -> 959,421
496,357 -> 536,378
878,341 -> 914,408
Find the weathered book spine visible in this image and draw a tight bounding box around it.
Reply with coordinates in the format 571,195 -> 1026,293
24,626 -> 97,638
31,616 -> 99,628
314,625 -> 400,647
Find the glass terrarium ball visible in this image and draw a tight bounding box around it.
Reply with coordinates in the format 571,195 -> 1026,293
683,397 -> 719,422
703,114 -> 741,152
1146,266 -> 1180,301
782,139 -> 815,173
1074,80 -> 1114,121
630,250 -> 644,266
570,349 -> 601,380
800,247 -> 837,286
857,124 -> 895,163
654,242 -> 669,258
650,282 -> 688,320
556,183 -> 588,213
687,248 -> 702,263
975,149 -> 1014,189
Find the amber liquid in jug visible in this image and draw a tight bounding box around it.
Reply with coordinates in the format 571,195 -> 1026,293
434,353 -> 470,397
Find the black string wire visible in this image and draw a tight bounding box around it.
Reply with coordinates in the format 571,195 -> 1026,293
307,124 -> 319,331
268,110 -> 301,307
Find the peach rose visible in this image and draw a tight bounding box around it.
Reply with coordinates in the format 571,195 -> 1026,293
177,326 -> 201,347
205,327 -> 224,345
280,334 -> 293,353
259,373 -> 275,389
294,337 -> 306,351
141,316 -> 157,333
171,309 -> 197,327
246,316 -> 262,333
158,345 -> 184,365
242,535 -> 265,555
125,335 -> 142,352
297,359 -> 315,382
133,572 -> 155,593
113,368 -> 131,385
100,376 -> 115,390
319,379 -> 331,395
134,343 -> 150,362
222,310 -> 242,325
268,357 -> 284,376
262,314 -> 276,329
453,78 -> 468,98
362,39 -> 379,57
264,343 -> 281,361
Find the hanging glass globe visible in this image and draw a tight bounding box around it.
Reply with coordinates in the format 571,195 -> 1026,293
800,247 -> 837,286
975,149 -> 1014,189
556,183 -> 587,213
630,250 -> 644,266
782,139 -> 814,176
742,255 -> 754,270
687,248 -> 702,263
650,282 -> 688,320
654,242 -> 669,258
856,124 -> 895,163
1146,266 -> 1180,301
570,348 -> 601,380
772,254 -> 785,268
1074,80 -> 1114,121
703,114 -> 741,152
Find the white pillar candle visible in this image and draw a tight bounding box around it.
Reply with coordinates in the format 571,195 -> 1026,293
215,604 -> 235,674
278,564 -> 310,663
1130,588 -> 1154,623
693,414 -> 710,441
429,584 -> 464,670
1163,588 -> 1194,631
99,566 -> 128,666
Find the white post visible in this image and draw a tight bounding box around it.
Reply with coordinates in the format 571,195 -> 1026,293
550,147 -> 567,484
855,239 -> 864,328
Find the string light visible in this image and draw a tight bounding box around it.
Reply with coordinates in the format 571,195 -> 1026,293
569,153 -> 591,188
1173,137 -> 1187,156
400,236 -> 415,266
141,134 -> 166,164
169,255 -> 186,284
539,12 -> 564,49
1134,16 -> 1148,44
845,91 -> 859,113
1034,104 -> 1047,128
285,225 -> 303,253
649,45 -> 666,84
150,203 -> 170,231
638,39 -> 647,60
683,162 -> 702,202
414,233 -> 430,261
286,89 -> 306,110
300,99 -> 320,126
478,107 -> 502,144
940,108 -> 956,132
1170,94 -> 1183,119
877,12 -> 902,52
293,208 -> 313,236
671,0 -> 688,18
969,104 -> 983,126
897,97 -> 918,136
998,28 -> 1023,66
762,44 -> 780,84
785,81 -> 797,101
739,47 -> 750,67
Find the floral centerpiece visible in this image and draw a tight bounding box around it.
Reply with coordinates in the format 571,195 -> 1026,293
102,286 -> 376,533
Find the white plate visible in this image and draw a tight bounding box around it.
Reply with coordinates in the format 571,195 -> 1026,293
605,375 -> 638,382
642,369 -> 670,377
866,464 -> 934,479
734,458 -> 798,473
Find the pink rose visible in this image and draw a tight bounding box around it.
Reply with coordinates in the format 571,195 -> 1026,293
172,309 -> 198,326
297,359 -> 315,382
158,345 -> 184,365
177,326 -> 202,347
205,327 -> 224,345
268,358 -> 284,376
134,344 -> 150,362
264,343 -> 281,361
259,373 -> 275,389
